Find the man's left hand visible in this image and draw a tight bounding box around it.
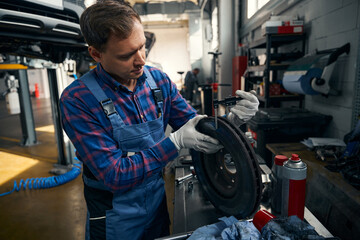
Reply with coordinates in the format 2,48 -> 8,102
227,90 -> 259,125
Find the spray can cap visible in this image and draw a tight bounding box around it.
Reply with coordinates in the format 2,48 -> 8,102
274,155 -> 288,166
252,209 -> 276,231
291,154 -> 300,161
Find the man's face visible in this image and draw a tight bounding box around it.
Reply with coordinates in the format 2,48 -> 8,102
89,20 -> 146,83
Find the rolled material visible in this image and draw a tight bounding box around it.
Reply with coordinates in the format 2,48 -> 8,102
282,68 -> 322,95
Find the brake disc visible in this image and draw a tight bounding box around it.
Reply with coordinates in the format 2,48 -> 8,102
192,116 -> 263,219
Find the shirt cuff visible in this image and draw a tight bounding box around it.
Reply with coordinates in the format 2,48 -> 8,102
152,137 -> 179,164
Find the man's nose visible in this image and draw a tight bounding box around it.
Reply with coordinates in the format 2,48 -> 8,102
134,50 -> 146,65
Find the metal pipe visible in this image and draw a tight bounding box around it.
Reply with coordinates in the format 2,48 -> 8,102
175,173 -> 193,185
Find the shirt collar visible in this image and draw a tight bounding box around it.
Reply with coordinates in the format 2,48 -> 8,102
94,63 -> 147,92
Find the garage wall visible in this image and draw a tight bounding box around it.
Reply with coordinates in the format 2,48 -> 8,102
145,27 -> 191,89
239,0 -> 360,139
283,0 -> 359,139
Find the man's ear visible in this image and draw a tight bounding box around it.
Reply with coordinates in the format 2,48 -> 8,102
88,46 -> 102,62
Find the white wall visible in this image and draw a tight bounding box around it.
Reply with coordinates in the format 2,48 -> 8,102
188,11 -> 203,67
146,27 -> 191,89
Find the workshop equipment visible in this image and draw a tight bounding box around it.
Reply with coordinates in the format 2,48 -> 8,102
192,116 -> 263,218
199,83 -> 233,116
281,154 -> 307,220
247,107 -> 332,167
213,95 -> 243,129
0,162 -> 82,197
270,155 -> 288,213
0,63 -> 38,146
283,43 -> 350,95
175,172 -> 194,185
208,51 -> 222,85
199,84 -> 213,116
177,71 -> 185,96
245,131 -> 255,148
232,55 -> 247,96
325,117 -> 360,189
4,74 -> 20,114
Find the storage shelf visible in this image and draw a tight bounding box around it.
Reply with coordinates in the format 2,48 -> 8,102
257,94 -> 304,102
247,64 -> 290,72
245,32 -> 306,108
248,33 -> 305,49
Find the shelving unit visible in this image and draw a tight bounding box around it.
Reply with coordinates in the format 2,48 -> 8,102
245,33 -> 306,108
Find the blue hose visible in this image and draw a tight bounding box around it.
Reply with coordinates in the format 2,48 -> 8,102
0,163 -> 82,197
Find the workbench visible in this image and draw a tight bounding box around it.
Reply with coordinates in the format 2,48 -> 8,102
266,142 -> 360,240
167,156 -> 334,240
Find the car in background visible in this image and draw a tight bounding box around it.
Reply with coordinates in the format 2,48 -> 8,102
0,0 -> 160,72
0,0 -> 87,64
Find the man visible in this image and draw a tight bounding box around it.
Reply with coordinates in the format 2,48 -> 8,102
59,1 -> 259,239
184,68 -> 200,103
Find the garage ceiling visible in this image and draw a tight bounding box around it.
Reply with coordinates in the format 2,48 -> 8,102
83,0 -> 200,28
131,0 -> 200,28
128,0 -> 198,6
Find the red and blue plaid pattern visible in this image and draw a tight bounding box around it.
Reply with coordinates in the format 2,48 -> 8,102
60,64 -> 196,192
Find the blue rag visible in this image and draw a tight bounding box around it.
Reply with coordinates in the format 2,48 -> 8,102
221,221 -> 260,240
261,215 -> 325,240
188,216 -> 238,240
187,215 -> 325,240
188,216 -> 260,240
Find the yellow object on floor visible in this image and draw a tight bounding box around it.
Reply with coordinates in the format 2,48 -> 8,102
0,136 -> 20,143
35,125 -> 55,133
0,151 -> 39,185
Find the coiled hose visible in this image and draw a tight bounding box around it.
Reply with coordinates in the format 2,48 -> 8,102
0,162 -> 82,197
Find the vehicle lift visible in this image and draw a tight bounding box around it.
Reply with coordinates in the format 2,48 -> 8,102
0,62 -> 75,173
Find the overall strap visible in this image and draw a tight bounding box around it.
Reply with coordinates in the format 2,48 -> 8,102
143,68 -> 164,117
81,71 -> 123,141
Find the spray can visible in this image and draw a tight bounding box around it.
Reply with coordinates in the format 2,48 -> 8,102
281,154 -> 307,220
270,155 -> 288,213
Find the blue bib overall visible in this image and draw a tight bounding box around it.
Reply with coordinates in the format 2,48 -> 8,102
81,68 -> 169,240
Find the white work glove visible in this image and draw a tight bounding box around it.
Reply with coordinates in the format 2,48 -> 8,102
169,115 -> 223,154
227,90 -> 259,125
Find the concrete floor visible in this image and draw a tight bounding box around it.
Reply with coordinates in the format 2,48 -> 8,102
0,98 -> 87,239
0,97 -> 176,239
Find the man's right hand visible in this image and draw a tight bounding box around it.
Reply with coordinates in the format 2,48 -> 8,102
169,115 -> 223,154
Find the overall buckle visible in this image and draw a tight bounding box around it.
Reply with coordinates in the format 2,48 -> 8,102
152,88 -> 163,103
152,88 -> 163,117
100,98 -> 117,117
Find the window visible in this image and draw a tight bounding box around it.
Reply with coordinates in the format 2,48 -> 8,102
211,7 -> 219,50
247,0 -> 270,18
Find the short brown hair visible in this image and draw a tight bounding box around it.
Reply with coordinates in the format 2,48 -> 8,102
80,0 -> 141,51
